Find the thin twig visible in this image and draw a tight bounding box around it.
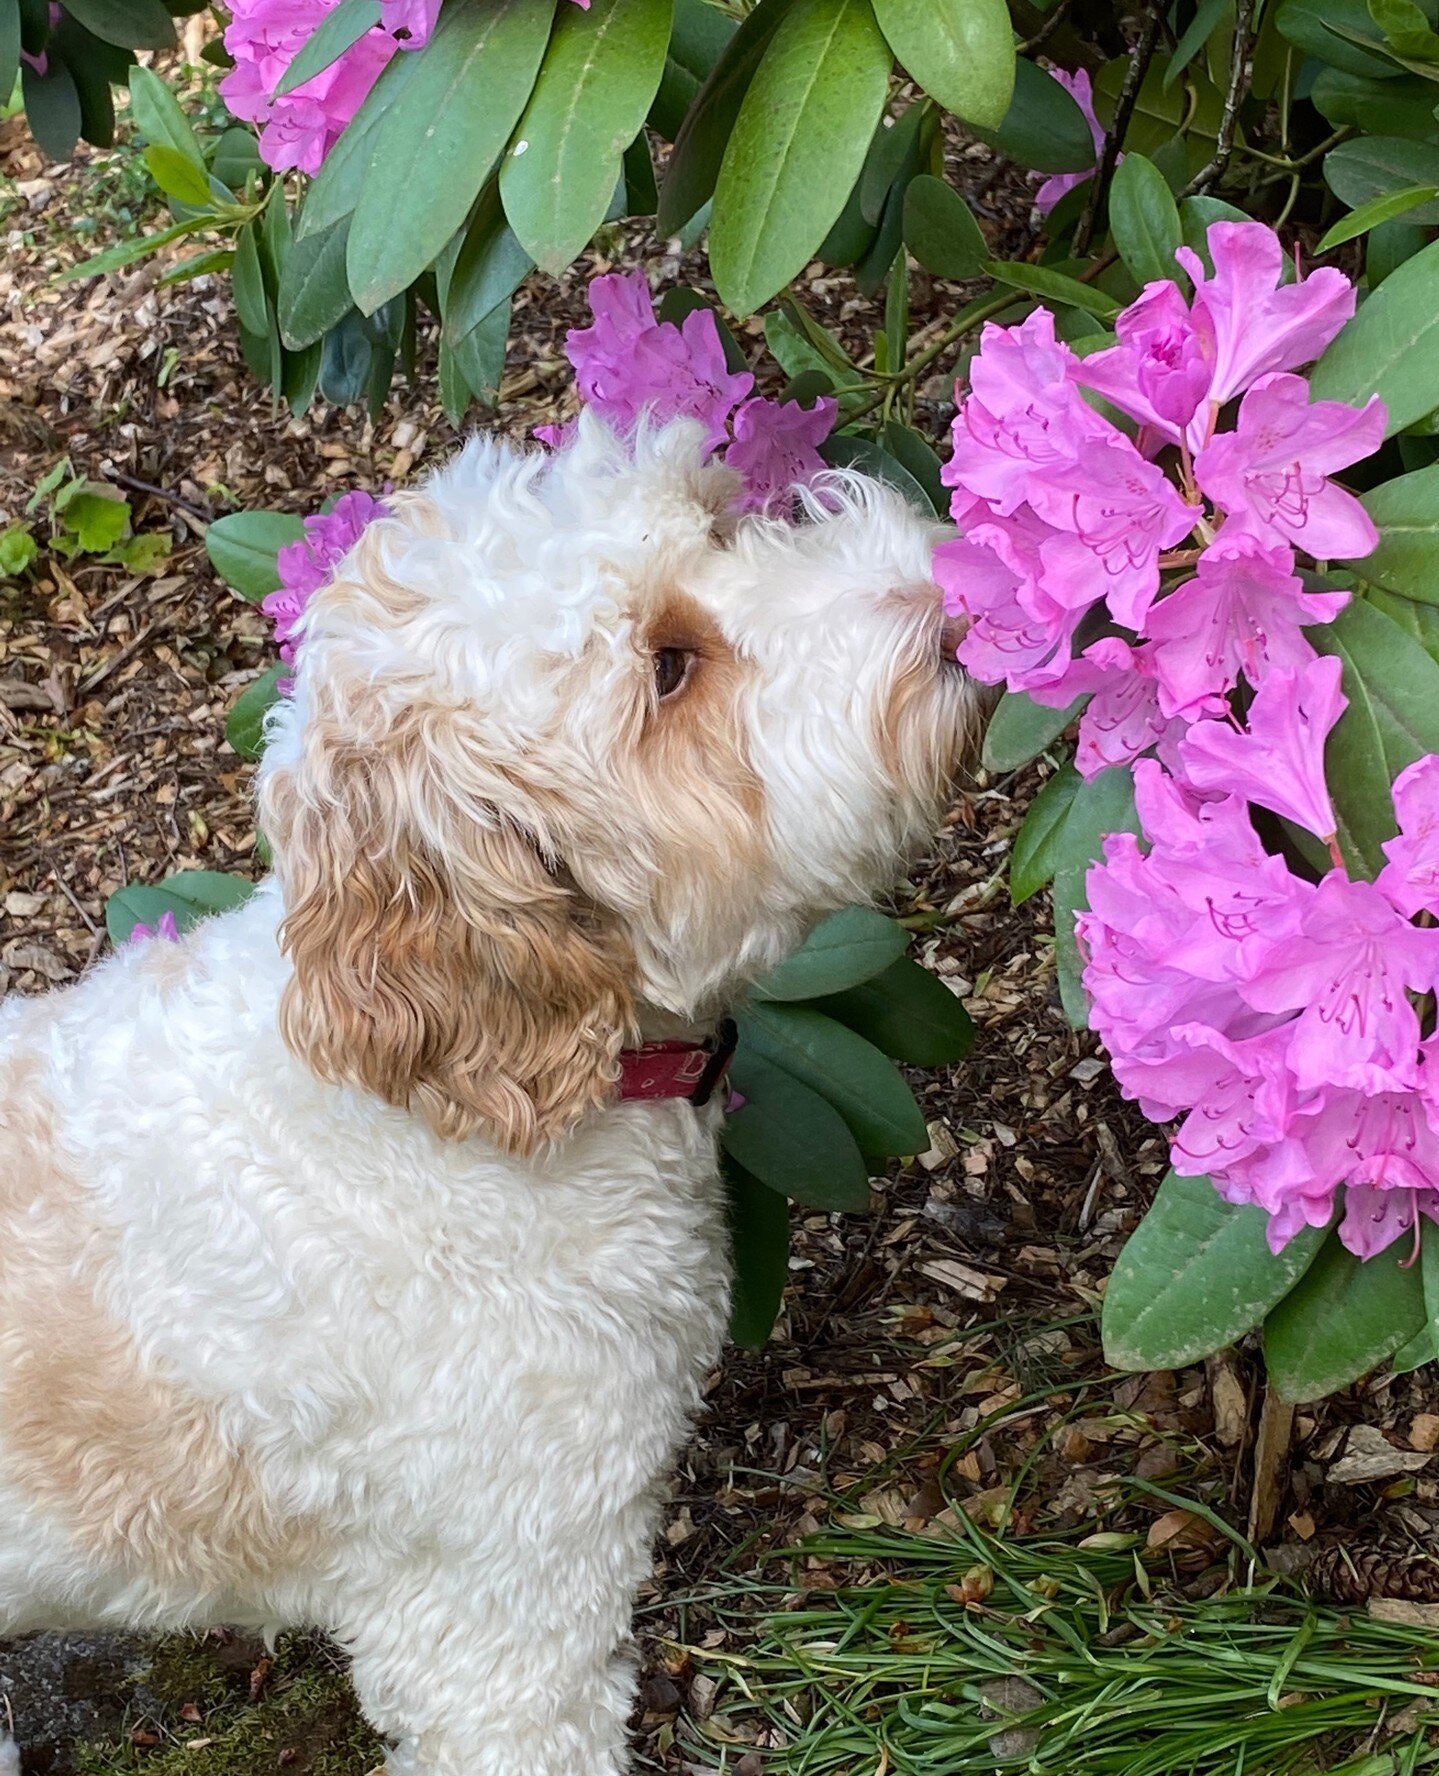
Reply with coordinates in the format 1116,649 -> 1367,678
40,854 -> 101,937
1181,0 -> 1257,198
104,471 -> 213,523
844,294 -> 1016,424
1018,0 -> 1074,56
1075,1 -> 1166,255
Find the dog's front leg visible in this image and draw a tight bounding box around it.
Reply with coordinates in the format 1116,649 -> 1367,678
341,1537 -> 652,1776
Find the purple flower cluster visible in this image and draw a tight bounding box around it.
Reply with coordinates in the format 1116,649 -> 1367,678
937,217 -> 1439,1260
547,271 -> 838,516
262,489 -> 387,686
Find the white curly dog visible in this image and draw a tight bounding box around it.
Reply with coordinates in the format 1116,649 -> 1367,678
0,417 -> 974,1776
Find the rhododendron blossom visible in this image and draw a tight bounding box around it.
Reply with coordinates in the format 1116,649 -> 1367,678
546,270 -> 839,515
263,489 -> 387,682
129,911 -> 180,944
1034,68 -> 1111,216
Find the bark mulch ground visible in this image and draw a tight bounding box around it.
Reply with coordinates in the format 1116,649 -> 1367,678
6,94 -> 1439,1776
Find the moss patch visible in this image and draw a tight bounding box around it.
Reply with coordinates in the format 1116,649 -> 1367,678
72,1634 -> 380,1776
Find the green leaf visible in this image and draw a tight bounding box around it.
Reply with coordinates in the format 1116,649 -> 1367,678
23,56 -> 81,160
879,421 -> 947,517
1052,765 -> 1142,1028
0,0 -> 19,115
1373,0 -> 1439,60
739,1002 -> 928,1158
1312,66 -> 1439,139
1311,236 -> 1439,435
0,525 -> 38,578
445,182 -> 534,341
500,0 -> 672,276
63,490 -> 129,552
1277,0 -> 1404,78
448,296 -> 509,405
1095,54 -> 1223,162
144,141 -> 211,206
656,0 -> 799,235
346,0 -> 549,313
205,508 -> 305,599
982,688 -> 1086,773
276,0 -> 380,95
709,0 -> 891,317
231,222 -> 270,339
1352,461 -> 1439,601
971,53 -> 1096,175
1323,137 -> 1439,229
211,125 -> 264,193
1104,1172 -> 1329,1371
1177,193 -> 1252,272
1310,596 -> 1439,875
61,0 -> 170,48
819,433 -> 934,514
1166,0 -> 1231,86
983,259 -> 1121,322
127,63 -> 203,168
870,0 -> 1014,129
1265,1231 -> 1426,1402
1108,152 -> 1182,286
902,173 -> 987,281
226,662 -> 287,759
808,955 -> 973,1066
722,1049 -> 871,1210
725,1159 -> 791,1346
1318,183 -> 1439,251
755,906 -> 908,1001
105,870 -> 256,948
1369,583 -> 1439,661
277,216 -> 353,350
1011,763 -> 1081,906
297,44 -> 427,239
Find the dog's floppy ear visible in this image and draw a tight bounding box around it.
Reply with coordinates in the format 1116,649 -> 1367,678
260,703 -> 635,1154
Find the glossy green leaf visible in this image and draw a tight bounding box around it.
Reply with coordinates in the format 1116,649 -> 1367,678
1373,0 -> 1439,60
709,0 -> 891,316
871,0 -> 1013,129
1166,0 -> 1230,85
297,44 -> 427,239
1265,1231 -> 1426,1402
1311,66 -> 1439,138
725,1159 -> 791,1346
500,0 -> 672,275
127,64 -> 203,168
448,296 -> 509,405
205,508 -> 305,599
142,142 -> 211,206
982,688 -> 1086,773
62,214 -> 209,280
1311,236 -> 1439,434
445,183 -> 534,340
276,0 -> 380,95
1352,461 -> 1439,601
1104,1171 -> 1329,1371
739,1002 -> 927,1158
226,662 -> 286,760
1323,137 -> 1439,228
722,1050 -> 871,1210
971,53 -> 1095,174
807,955 -> 973,1067
1011,763 -> 1081,906
902,173 -> 987,281
1310,596 -> 1439,875
984,259 -> 1121,322
347,0 -> 550,312
231,223 -> 270,338
651,0 -> 735,138
820,433 -> 933,514
211,126 -> 264,194
1108,152 -> 1182,286
1095,54 -> 1223,161
879,421 -> 947,517
1369,584 -> 1439,662
1276,0 -> 1402,78
0,0 -> 20,112
1177,194 -> 1251,272
277,217 -> 353,350
656,0 -> 798,234
62,0 -> 171,49
23,56 -> 81,159
105,871 -> 256,948
1319,183 -> 1439,251
1051,765 -> 1142,1028
755,906 -> 908,1001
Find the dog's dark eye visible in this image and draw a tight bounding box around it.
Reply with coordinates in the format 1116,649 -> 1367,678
653,648 -> 693,700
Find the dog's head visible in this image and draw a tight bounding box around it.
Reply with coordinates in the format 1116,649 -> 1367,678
258,417 -> 977,1152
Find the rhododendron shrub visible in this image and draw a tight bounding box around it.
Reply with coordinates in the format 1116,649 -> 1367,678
945,215 -> 1439,1399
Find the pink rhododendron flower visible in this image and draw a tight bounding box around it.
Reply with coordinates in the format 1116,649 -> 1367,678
264,489 -> 387,673
129,911 -> 180,944
1034,68 -> 1109,215
725,395 -> 838,514
1380,755 -> 1439,918
1173,221 -> 1355,415
564,271 -> 753,452
1179,655 -> 1345,841
1077,279 -> 1212,438
1195,373 -> 1384,558
1144,536 -> 1348,720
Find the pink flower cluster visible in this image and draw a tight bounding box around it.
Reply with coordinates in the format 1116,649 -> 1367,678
546,271 -> 838,516
262,489 -> 387,684
938,218 -> 1439,1261
223,0 -> 590,174
936,222 -> 1379,779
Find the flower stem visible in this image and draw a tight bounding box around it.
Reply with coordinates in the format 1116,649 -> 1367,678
1327,835 -> 1347,875
845,294 -> 1016,426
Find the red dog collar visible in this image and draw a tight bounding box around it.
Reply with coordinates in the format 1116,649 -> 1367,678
616,1018 -> 738,1107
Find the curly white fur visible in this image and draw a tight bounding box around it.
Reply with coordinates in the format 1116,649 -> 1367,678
0,417 -> 974,1776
